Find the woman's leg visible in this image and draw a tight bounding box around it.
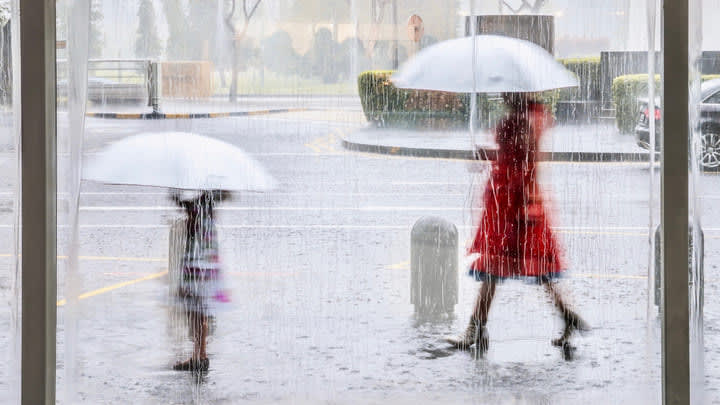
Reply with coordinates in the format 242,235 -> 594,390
472,278 -> 497,326
446,277 -> 497,350
543,280 -> 589,345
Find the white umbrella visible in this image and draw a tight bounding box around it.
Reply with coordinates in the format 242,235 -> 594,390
84,132 -> 276,191
391,35 -> 577,93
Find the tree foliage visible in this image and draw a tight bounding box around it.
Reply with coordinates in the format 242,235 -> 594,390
224,0 -> 263,101
135,0 -> 162,58
162,0 -> 190,59
498,0 -> 547,13
261,30 -> 299,75
89,0 -> 103,58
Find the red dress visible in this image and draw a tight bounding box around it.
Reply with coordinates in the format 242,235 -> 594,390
468,102 -> 564,280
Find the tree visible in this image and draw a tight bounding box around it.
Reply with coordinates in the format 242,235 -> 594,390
0,0 -> 9,28
288,0 -> 351,39
306,28 -> 340,83
365,0 -> 391,59
224,0 -> 263,102
498,0 -> 547,13
135,0 -> 162,58
261,30 -> 299,75
89,0 -> 103,58
188,0 -> 219,61
162,0 -> 190,59
0,16 -> 10,104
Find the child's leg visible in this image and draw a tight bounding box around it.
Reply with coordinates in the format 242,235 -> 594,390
189,311 -> 209,360
197,314 -> 209,360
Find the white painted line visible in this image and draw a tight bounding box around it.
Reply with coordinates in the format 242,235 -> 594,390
391,181 -> 472,185
32,224 -> 410,230
78,205 -> 473,212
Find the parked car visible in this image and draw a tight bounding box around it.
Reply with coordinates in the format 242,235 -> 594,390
636,78 -> 720,169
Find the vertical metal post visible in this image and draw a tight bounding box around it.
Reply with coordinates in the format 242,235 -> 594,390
392,0 -> 398,69
662,0 -> 690,404
148,61 -> 160,114
20,0 -> 56,403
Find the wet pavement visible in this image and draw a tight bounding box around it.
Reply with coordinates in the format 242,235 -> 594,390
83,96 -> 365,116
0,110 -> 719,403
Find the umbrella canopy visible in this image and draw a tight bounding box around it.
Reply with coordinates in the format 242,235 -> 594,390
392,35 -> 577,93
84,132 -> 276,191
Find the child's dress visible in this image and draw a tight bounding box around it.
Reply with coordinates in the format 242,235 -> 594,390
178,195 -> 230,316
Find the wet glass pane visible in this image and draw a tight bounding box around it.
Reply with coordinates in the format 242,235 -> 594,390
0,0 -> 19,402
696,0 -> 720,403
51,0 -> 673,403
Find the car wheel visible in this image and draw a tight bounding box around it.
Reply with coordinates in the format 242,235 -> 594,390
701,130 -> 720,169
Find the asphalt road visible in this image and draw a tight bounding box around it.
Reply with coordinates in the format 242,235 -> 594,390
2,111 -> 720,404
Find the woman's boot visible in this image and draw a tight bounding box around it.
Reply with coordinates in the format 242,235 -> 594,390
552,311 -> 589,360
446,318 -> 488,353
552,310 -> 590,347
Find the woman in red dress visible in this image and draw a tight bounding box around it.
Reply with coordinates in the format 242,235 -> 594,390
447,93 -> 588,356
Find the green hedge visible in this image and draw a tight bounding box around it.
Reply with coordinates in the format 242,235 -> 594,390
357,70 -> 560,129
558,56 -> 601,101
357,70 -> 467,129
612,74 -> 720,133
611,74 -> 660,133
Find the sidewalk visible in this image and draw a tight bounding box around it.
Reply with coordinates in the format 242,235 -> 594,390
341,123 -> 656,162
82,97 -> 364,119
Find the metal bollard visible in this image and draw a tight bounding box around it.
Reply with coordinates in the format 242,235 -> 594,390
654,223 -> 704,308
411,216 -> 458,316
147,61 -> 161,114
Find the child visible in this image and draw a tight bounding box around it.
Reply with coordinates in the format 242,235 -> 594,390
171,189 -> 230,372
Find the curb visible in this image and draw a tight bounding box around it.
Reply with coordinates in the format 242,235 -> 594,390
341,138 -> 659,163
86,107 -> 308,120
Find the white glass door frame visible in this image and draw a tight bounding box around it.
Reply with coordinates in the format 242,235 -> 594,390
19,0 -> 56,404
663,0 -> 692,404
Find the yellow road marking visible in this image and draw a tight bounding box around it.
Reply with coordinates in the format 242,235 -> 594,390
303,142 -> 322,153
57,270 -> 168,307
385,260 -> 410,270
306,132 -> 343,154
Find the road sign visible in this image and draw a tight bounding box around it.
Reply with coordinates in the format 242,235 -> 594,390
407,14 -> 424,43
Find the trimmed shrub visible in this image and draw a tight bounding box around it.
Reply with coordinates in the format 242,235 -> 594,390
357,71 -> 561,129
557,56 -> 601,101
357,70 -> 467,129
611,74 -> 660,133
358,70 -> 408,127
